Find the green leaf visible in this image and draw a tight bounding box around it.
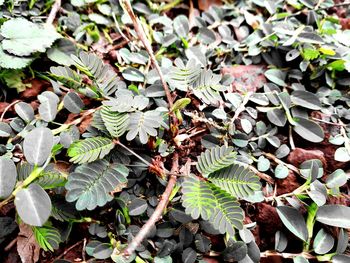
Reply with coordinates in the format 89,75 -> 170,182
100,106 -> 129,138
65,159 -> 129,210
196,145 -> 237,177
208,163 -> 261,198
334,147 -> 350,162
182,176 -> 217,220
0,18 -> 61,56
192,69 -> 227,105
275,231 -> 288,252
126,111 -> 163,144
291,90 -> 321,110
316,205 -> 350,228
276,206 -> 308,241
0,156 -> 17,199
34,170 -> 66,189
67,137 -> 115,164
326,169 -> 348,188
173,15 -> 189,38
23,127 -> 54,166
171,98 -> 191,112
267,108 -> 287,127
0,47 -> 33,69
38,91 -> 59,122
275,164 -> 289,179
33,224 -> 61,252
264,69 -> 287,86
63,92 -> 84,114
209,184 -> 244,234
303,48 -> 320,60
293,118 -> 324,143
293,256 -> 309,263
14,102 -> 34,123
313,228 -> 334,254
15,183 -> 52,226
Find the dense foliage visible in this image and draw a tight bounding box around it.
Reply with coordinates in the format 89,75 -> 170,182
0,0 -> 349,263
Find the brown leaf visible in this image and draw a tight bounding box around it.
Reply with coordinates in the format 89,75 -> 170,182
221,65 -> 266,92
198,0 -> 222,11
20,79 -> 49,99
17,223 -> 40,263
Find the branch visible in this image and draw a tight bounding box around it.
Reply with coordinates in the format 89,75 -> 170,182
123,153 -> 179,257
46,0 -> 61,25
263,152 -> 300,175
248,165 -> 274,184
260,251 -> 316,259
119,0 -> 173,107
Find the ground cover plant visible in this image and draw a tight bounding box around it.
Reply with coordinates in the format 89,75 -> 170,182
0,0 -> 349,262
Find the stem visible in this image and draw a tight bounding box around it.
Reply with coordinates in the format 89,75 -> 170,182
260,251 -> 316,259
119,0 -> 173,108
248,165 -> 274,184
158,0 -> 183,12
123,153 -> 179,257
115,141 -> 151,167
0,100 -> 20,122
263,152 -> 300,175
265,182 -> 309,202
0,157 -> 50,208
304,202 -> 318,251
46,0 -> 61,25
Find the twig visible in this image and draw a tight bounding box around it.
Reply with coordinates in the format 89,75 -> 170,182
115,141 -> 151,166
265,183 -> 309,202
260,251 -> 316,259
123,153 -> 179,257
4,237 -> 18,252
248,165 -> 274,184
56,240 -> 83,259
46,0 -> 61,25
263,152 -> 300,175
0,100 -> 20,122
119,0 -> 173,107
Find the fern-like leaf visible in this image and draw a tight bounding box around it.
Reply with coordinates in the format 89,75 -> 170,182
100,106 -> 129,138
34,170 -> 66,189
196,145 -> 237,177
33,225 -> 61,252
67,137 -> 115,164
167,58 -> 201,91
72,51 -> 124,97
126,111 -> 163,144
209,184 -> 244,235
208,164 -> 261,198
50,66 -> 82,90
65,159 -> 129,210
182,176 -> 217,220
192,69 -> 227,105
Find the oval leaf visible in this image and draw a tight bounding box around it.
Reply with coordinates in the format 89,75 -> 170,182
316,205 -> 350,228
23,127 -> 54,166
313,228 -> 334,254
276,206 -> 308,241
0,157 -> 17,199
293,118 -> 324,143
15,183 -> 52,226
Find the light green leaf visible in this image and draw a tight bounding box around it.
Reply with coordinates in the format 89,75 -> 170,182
276,206 -> 308,241
0,157 -> 17,199
293,118 -> 324,143
326,169 -> 348,188
15,184 -> 52,226
23,127 -> 54,166
334,147 -> 350,162
0,18 -> 61,56
313,228 -> 334,254
316,205 -> 350,228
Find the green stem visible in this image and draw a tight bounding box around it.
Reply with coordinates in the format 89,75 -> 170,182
304,202 -> 318,251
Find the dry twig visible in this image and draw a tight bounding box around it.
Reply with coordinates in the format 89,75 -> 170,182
46,0 -> 61,25
119,0 -> 173,107
123,153 -> 179,257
